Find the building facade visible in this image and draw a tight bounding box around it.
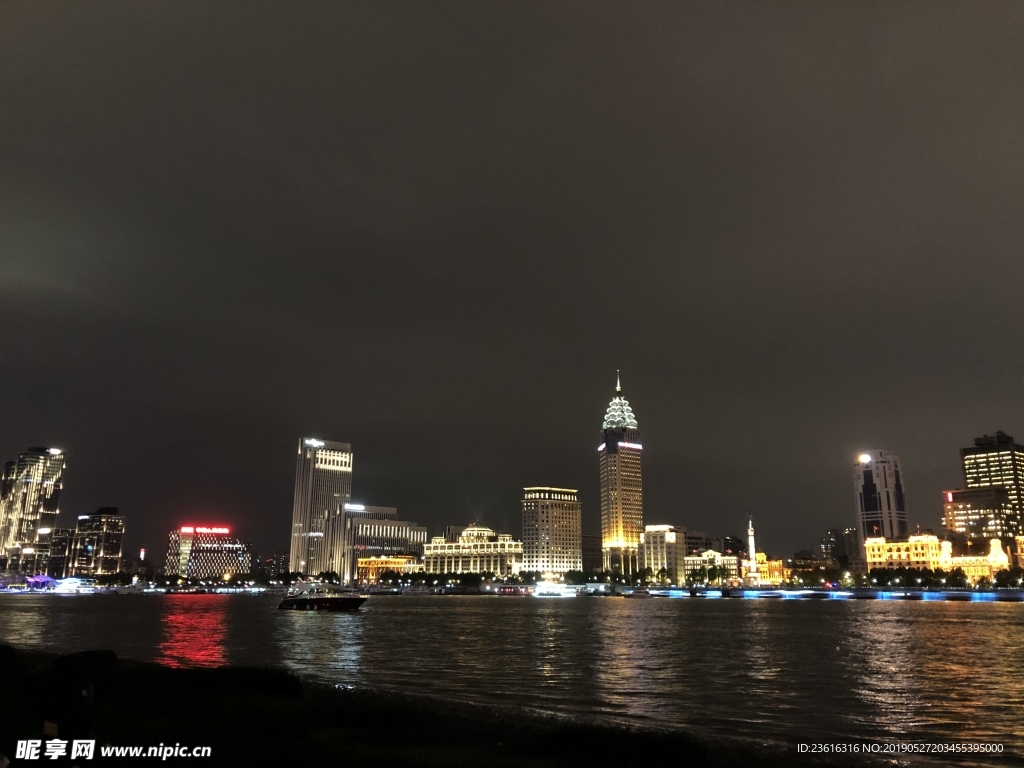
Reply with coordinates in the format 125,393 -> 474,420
639,525 -> 688,584
683,549 -> 741,585
336,504 -> 427,584
942,487 -> 1014,541
165,526 -> 252,580
356,555 -> 422,584
581,533 -> 602,573
853,450 -> 909,569
288,438 -> 353,577
959,432 -> 1024,536
422,524 -> 523,576
521,487 -> 582,575
0,447 -> 65,574
48,508 -> 125,578
741,552 -> 790,586
864,534 -> 1009,584
599,375 -> 643,577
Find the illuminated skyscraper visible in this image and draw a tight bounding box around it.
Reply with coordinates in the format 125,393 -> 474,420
47,508 -> 125,579
959,432 -> 1024,536
521,487 -> 582,575
853,450 -> 909,568
0,447 -> 65,574
289,438 -> 353,576
598,374 -> 643,576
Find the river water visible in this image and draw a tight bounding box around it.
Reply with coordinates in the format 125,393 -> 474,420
1,593 -> 1021,763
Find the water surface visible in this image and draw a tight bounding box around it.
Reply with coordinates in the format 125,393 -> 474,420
2,594 -> 1021,762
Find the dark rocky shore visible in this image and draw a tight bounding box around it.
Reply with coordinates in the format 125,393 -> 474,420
0,645 -> 881,767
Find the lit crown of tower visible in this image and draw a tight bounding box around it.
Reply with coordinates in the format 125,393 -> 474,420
602,371 -> 639,429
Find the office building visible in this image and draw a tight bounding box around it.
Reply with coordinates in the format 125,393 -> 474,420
0,447 -> 65,574
959,432 -> 1024,536
288,438 -> 353,577
942,487 -> 1014,541
48,508 -> 125,578
581,533 -> 602,573
707,535 -> 745,557
266,550 -> 289,577
165,526 -> 252,580
599,374 -> 644,577
336,503 -> 427,584
639,525 -> 688,584
853,451 -> 909,569
864,535 -> 1009,584
681,529 -> 707,555
521,487 -> 582,575
422,523 -> 523,576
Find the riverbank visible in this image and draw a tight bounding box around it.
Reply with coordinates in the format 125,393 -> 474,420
0,644 -> 866,768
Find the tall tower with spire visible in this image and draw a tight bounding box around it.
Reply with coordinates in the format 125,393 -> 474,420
598,372 -> 643,577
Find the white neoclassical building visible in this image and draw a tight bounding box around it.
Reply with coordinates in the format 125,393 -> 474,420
422,523 -> 523,576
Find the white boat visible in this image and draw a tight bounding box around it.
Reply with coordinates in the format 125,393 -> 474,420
278,582 -> 368,611
533,582 -> 578,597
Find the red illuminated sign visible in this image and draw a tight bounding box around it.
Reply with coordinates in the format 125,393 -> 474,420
180,526 -> 230,534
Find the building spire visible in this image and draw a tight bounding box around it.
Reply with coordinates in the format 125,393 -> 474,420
616,370 -> 621,393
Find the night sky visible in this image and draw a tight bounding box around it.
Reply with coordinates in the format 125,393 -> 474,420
2,3 -> 1022,559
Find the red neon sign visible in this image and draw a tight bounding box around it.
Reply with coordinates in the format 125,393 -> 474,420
180,526 -> 230,534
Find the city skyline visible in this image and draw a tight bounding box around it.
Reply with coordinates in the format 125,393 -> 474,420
2,4 -> 1021,561
7,414 -> 1021,566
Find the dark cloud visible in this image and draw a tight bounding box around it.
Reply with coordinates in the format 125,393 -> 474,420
1,1 -> 1022,557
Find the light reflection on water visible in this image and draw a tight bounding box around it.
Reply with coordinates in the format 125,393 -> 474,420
1,594 -> 1022,760
156,594 -> 228,668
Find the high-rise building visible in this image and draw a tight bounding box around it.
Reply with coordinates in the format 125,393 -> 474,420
820,526 -> 859,568
681,529 -> 707,555
65,512 -> 124,577
960,432 -> 1024,536
335,503 -> 427,584
708,535 -> 745,557
942,487 -> 1014,541
639,525 -> 688,584
581,533 -> 602,573
598,374 -> 643,577
165,525 -> 252,580
521,487 -> 582,575
853,450 -> 909,561
0,447 -> 65,574
289,438 -> 353,577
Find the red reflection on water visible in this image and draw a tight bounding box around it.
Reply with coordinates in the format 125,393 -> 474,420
157,595 -> 228,668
